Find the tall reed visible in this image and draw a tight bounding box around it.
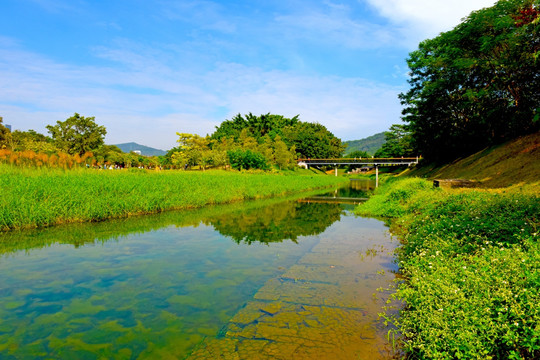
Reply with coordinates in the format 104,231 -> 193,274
0,165 -> 347,230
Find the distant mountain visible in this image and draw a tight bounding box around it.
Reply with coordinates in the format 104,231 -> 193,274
114,142 -> 167,157
343,132 -> 386,156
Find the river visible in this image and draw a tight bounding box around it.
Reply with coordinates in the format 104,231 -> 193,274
0,180 -> 399,359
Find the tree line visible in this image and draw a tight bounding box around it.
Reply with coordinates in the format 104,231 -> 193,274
0,112 -> 346,170
387,0 -> 539,162
165,113 -> 345,170
0,114 -> 159,169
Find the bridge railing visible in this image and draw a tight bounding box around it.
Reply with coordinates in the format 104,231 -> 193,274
297,157 -> 419,166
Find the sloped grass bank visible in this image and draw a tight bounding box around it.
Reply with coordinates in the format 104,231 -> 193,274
406,131 -> 540,188
0,166 -> 348,231
357,178 -> 539,359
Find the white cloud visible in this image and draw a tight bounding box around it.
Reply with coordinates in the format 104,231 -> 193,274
275,4 -> 395,49
0,39 -> 403,149
366,0 -> 497,43
207,64 -> 403,140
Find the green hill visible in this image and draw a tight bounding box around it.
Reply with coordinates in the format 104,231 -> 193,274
114,142 -> 166,157
405,131 -> 540,188
343,132 -> 385,155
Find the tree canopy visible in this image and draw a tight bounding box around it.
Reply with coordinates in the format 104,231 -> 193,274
211,113 -> 299,142
211,113 -> 345,159
46,113 -> 107,155
166,113 -> 344,170
400,0 -> 539,161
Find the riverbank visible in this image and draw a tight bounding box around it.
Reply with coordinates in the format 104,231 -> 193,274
356,178 -> 539,359
0,165 -> 348,231
404,131 -> 540,188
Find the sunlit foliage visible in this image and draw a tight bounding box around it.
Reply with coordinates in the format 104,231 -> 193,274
400,0 -> 540,161
357,178 -> 540,358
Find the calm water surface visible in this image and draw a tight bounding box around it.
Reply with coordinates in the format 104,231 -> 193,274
0,181 -> 399,359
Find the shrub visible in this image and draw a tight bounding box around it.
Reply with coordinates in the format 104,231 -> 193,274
227,149 -> 269,170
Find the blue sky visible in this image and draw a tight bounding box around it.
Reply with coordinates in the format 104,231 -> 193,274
0,0 -> 496,150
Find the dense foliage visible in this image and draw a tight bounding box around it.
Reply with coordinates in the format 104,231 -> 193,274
211,113 -> 299,142
346,150 -> 370,158
227,149 -> 269,170
169,130 -> 296,170
357,178 -> 540,359
2,114 -> 164,169
0,165 -> 348,230
168,113 -> 344,170
374,124 -> 415,158
3,112 -> 345,171
400,0 -> 540,161
211,113 -> 345,159
0,118 -> 11,149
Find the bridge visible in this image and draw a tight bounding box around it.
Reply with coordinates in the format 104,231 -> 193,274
297,157 -> 420,186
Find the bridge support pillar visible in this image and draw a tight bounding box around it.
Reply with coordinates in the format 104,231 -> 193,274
335,165 -> 338,177
375,165 -> 379,188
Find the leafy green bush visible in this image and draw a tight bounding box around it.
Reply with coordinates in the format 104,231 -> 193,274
357,178 -> 540,359
227,149 -> 269,170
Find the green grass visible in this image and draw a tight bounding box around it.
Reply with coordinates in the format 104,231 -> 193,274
357,178 -> 540,359
0,165 -> 348,230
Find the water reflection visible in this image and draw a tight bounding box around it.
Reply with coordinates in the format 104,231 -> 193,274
0,181 -> 375,256
302,178 -> 375,205
0,193 -> 345,257
207,201 -> 343,244
349,178 -> 376,191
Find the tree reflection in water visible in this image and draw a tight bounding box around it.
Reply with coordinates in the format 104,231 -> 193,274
0,192 -> 347,256
204,201 -> 344,245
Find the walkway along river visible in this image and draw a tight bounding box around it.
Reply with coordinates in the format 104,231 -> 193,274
0,180 -> 399,359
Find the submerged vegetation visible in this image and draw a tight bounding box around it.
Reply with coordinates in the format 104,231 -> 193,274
357,178 -> 539,359
0,165 -> 348,231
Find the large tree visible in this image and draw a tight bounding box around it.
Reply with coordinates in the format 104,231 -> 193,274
175,132 -> 212,169
211,113 -> 345,159
400,0 -> 539,161
46,113 -> 107,155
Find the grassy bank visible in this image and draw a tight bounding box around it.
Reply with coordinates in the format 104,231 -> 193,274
0,165 -> 348,231
405,131 -> 540,188
357,178 -> 539,359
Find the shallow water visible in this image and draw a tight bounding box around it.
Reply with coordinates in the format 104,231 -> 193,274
0,182 -> 398,359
